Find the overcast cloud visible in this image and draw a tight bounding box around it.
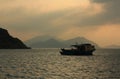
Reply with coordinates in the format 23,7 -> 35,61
0,0 -> 120,46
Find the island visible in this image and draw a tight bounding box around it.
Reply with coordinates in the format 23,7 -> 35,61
0,28 -> 30,49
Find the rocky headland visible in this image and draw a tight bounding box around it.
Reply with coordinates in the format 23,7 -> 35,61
0,28 -> 30,49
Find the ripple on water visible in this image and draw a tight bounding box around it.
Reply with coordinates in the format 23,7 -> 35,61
0,49 -> 120,79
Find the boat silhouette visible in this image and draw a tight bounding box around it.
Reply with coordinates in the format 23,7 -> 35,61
60,43 -> 95,55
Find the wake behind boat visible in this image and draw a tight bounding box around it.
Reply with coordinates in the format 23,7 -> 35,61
60,43 -> 95,55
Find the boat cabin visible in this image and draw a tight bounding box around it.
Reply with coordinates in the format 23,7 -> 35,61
71,44 -> 95,51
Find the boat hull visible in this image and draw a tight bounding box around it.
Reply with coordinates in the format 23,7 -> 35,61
60,49 -> 94,56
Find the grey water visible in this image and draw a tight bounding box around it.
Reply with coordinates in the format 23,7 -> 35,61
0,49 -> 120,79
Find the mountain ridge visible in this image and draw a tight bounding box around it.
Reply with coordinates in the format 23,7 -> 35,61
105,45 -> 120,49
25,36 -> 100,48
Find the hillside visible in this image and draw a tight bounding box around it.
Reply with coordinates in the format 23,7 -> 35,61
0,28 -> 30,49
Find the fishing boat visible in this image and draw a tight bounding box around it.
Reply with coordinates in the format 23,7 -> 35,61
60,43 -> 95,55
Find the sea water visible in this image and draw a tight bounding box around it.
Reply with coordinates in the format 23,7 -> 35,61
0,49 -> 120,79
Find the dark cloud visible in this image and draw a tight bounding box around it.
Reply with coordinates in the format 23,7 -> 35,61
62,0 -> 120,27
1,9 -> 72,36
88,0 -> 120,26
0,0 -> 120,37
45,0 -> 120,27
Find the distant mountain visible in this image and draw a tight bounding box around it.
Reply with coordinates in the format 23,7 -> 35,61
25,35 -> 53,46
105,45 -> 120,49
25,36 -> 99,48
29,38 -> 64,48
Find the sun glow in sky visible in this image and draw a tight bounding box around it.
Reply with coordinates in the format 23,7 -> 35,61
0,0 -> 120,47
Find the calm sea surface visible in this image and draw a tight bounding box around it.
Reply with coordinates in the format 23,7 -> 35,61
0,49 -> 120,79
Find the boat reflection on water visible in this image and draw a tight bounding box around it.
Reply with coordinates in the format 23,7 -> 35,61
60,43 -> 96,56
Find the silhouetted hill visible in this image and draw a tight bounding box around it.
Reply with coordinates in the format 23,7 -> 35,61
0,28 -> 30,49
25,36 -> 99,48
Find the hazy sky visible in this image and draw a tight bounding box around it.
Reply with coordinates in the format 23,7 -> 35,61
0,0 -> 120,47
